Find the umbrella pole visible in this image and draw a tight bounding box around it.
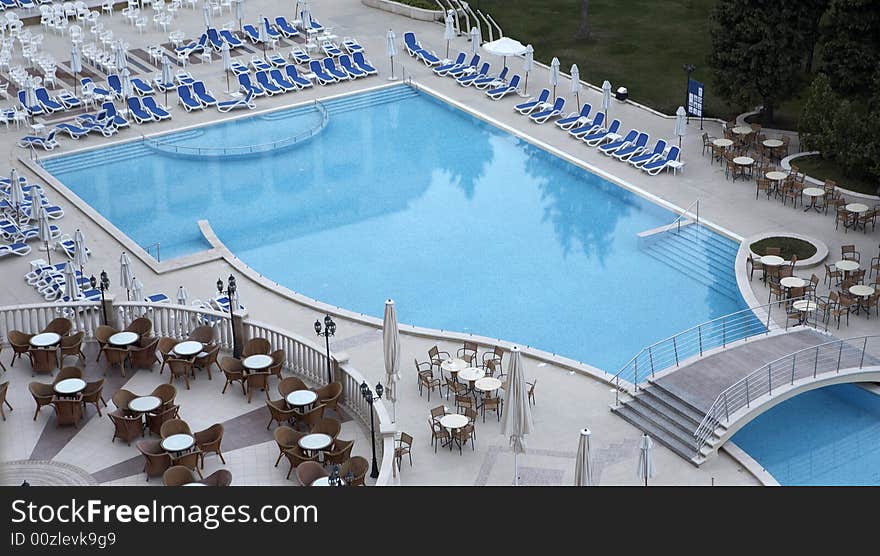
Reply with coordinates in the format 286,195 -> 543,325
446,41 -> 449,59
514,451 -> 519,486
576,92 -> 580,107
45,240 -> 51,266
225,71 -> 230,93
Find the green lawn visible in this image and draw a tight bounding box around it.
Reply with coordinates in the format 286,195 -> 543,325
794,155 -> 879,196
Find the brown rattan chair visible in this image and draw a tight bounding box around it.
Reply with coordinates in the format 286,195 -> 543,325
167,358 -> 193,390
103,346 -> 129,378
52,395 -> 83,427
163,465 -> 196,486
146,404 -> 180,436
314,381 -> 342,412
111,389 -> 137,412
339,456 -> 369,486
428,345 -> 450,374
283,446 -> 317,480
219,356 -> 246,395
124,317 -> 152,337
451,423 -> 475,455
242,337 -> 270,357
296,461 -> 330,486
456,341 -> 478,365
200,469 -> 232,486
94,325 -> 118,362
394,432 -> 413,471
157,336 -> 177,374
52,366 -> 83,384
0,381 -> 12,420
9,331 -> 33,367
267,349 -> 285,380
417,369 -> 441,401
187,325 -> 215,345
273,426 -> 306,467
481,392 -> 502,422
129,336 -> 160,371
841,245 -> 860,263
278,376 -> 307,398
109,409 -> 143,444
428,418 -> 450,453
160,418 -> 192,439
59,331 -> 85,365
28,347 -> 58,376
455,393 -> 475,414
137,439 -> 173,481
81,379 -> 106,417
150,384 -> 177,408
445,376 -> 467,400
309,417 -> 341,439
193,344 -> 220,380
29,382 -> 54,420
246,371 -> 270,403
194,423 -> 225,468
323,438 -> 354,468
825,263 -> 842,286
266,397 -> 297,429
42,317 -> 72,336
297,403 -> 326,432
430,405 -> 447,423
527,379 -> 537,405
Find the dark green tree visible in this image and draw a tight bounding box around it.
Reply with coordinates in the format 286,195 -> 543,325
820,0 -> 880,94
799,73 -> 837,154
708,1 -> 805,124
793,0 -> 831,72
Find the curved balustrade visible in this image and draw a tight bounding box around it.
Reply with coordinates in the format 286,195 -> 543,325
115,301 -> 234,349
0,301 -> 102,340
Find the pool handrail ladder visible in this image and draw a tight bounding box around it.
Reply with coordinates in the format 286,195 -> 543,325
693,335 -> 880,459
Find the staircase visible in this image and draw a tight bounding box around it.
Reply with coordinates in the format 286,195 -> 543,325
320,84 -> 419,115
41,140 -> 153,175
612,381 -> 716,466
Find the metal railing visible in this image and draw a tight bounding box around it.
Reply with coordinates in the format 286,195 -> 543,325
669,198 -> 699,233
144,242 -> 161,262
612,297 -> 810,404
694,335 -> 880,452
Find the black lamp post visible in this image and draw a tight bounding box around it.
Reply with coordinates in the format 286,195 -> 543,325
314,315 -> 336,384
683,63 -> 696,124
90,270 -> 110,325
360,380 -> 383,479
217,275 -> 240,358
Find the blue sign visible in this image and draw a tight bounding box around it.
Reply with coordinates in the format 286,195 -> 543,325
687,79 -> 704,117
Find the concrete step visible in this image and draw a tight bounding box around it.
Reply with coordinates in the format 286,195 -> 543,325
612,404 -> 700,465
641,382 -> 707,426
621,397 -> 702,449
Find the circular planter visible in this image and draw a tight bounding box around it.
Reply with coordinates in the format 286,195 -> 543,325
783,152 -> 880,201
745,232 -> 827,269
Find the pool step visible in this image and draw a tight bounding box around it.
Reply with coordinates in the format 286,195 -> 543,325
323,85 -> 419,115
42,140 -> 153,175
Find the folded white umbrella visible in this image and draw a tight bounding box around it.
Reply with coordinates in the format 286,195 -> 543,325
119,252 -> 133,299
443,10 -> 455,58
386,29 -> 397,80
203,1 -> 212,29
130,276 -> 144,303
637,433 -> 655,486
24,76 -> 37,116
64,262 -> 80,301
575,428 -> 593,486
234,0 -> 243,30
549,57 -> 560,100
221,40 -> 232,92
382,299 -> 401,421
570,64 -> 581,107
177,285 -> 188,305
469,26 -> 480,57
32,200 -> 52,265
675,105 -> 687,152
120,68 -> 133,104
9,169 -> 24,223
301,1 -> 312,29
73,228 -> 88,274
601,80 -> 612,119
257,13 -> 268,59
70,43 -> 82,94
115,41 -> 127,71
501,346 -> 533,486
522,44 -> 533,95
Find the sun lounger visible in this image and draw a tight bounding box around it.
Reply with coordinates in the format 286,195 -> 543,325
285,65 -> 313,88
338,55 -> 367,78
56,89 -> 82,110
322,58 -> 350,80
514,89 -> 550,114
19,131 -> 59,150
219,29 -> 244,49
473,67 -> 508,90
275,16 -> 300,38
556,104 -> 592,131
238,74 -> 266,96
403,32 -> 422,56
18,90 -> 45,116
628,140 -> 668,167
269,69 -> 297,92
342,38 -> 364,55
230,61 -> 250,75
0,242 -> 31,258
598,129 -> 639,155
486,75 -> 520,100
54,123 -> 90,139
131,78 -> 155,95
447,55 -> 480,78
352,52 -> 377,75
217,90 -> 256,112
610,132 -> 649,160
643,146 -> 681,175
99,102 -> 130,128
126,97 -> 154,124
107,74 -> 123,98
145,293 -> 170,303
263,18 -> 282,40
176,71 -> 196,85
153,76 -> 175,93
255,71 -> 283,95
321,41 -> 343,58
81,77 -> 112,98
433,52 -> 466,76
582,119 -> 621,145
251,57 -> 273,72
242,24 -> 261,44
35,88 -> 63,113
207,28 -> 225,52
290,48 -> 311,65
177,85 -> 204,111
569,113 -> 606,138
530,97 -> 566,124
268,53 -> 288,68
308,60 -> 337,85
192,82 -> 218,106
457,62 -> 490,86
142,97 -> 171,120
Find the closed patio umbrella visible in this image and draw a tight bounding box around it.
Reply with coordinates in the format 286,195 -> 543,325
176,285 -> 188,305
601,80 -> 612,121
675,105 -> 687,152
469,26 -> 480,57
574,428 -> 593,486
24,76 -> 37,123
443,10 -> 455,59
34,201 -> 52,266
9,168 -> 24,224
130,276 -> 144,304
119,252 -> 133,300
300,1 -> 311,30
114,41 -> 127,72
637,433 -> 655,486
501,346 -> 532,486
73,228 -> 88,276
257,13 -> 268,60
234,0 -> 243,32
70,42 -> 82,95
386,29 -> 397,81
203,1 -> 212,29
382,299 -> 400,422
64,262 -> 80,301
221,40 -> 232,93
570,64 -> 581,108
549,57 -> 560,100
522,44 -> 533,95
161,55 -> 173,105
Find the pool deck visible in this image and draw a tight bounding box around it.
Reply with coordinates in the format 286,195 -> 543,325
1,0 -> 877,486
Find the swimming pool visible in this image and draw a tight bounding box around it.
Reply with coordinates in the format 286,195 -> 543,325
732,384 -> 880,485
43,85 -> 750,372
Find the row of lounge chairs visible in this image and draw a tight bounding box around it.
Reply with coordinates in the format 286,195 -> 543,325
1,178 -> 68,260
18,87 -> 82,117
24,259 -> 99,302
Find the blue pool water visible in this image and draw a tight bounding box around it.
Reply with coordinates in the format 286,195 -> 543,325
732,384 -> 880,485
43,85 -> 749,372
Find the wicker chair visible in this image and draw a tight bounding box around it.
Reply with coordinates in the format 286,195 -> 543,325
42,317 -> 72,336
428,346 -> 450,374
129,337 -> 160,370
111,389 -> 137,412
428,418 -> 450,453
314,381 -> 342,412
167,358 -> 193,390
200,469 -> 233,486
430,405 -> 446,423
278,376 -> 307,398
0,381 -> 11,420
194,423 -> 225,468
324,438 -> 354,468
163,465 -> 196,486
267,349 -> 285,380
457,341 -> 478,365
445,376 -> 467,400
52,366 -> 83,384
146,404 -> 180,436
455,394 -> 475,413
246,371 -> 270,403
219,356 -> 246,395
825,263 -> 842,286
150,383 -> 177,407
160,418 -> 192,438
283,447 -> 317,480
451,423 -> 475,455
417,369 -> 441,401
266,397 -> 297,429
53,396 -> 83,427
841,245 -> 860,263
187,325 -> 216,345
309,417 -> 341,439
296,461 -> 330,486
157,337 -> 177,374
9,331 -> 33,366
109,409 -> 144,444
29,382 -> 54,420
193,344 -> 220,380
394,432 -> 413,471
28,347 -> 58,376
103,346 -> 129,378
125,317 -> 153,337
273,426 -> 306,467
137,439 -> 172,481
339,456 -> 369,486
94,325 -> 118,362
297,404 -> 326,432
481,392 -> 502,422
242,337 -> 270,357
60,331 -> 86,365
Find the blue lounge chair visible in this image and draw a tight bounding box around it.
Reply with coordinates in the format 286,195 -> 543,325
290,48 -> 311,65
263,18 -> 281,40
126,97 -> 154,123
643,147 -> 681,175
107,74 -> 123,98
569,113 -> 606,138
284,65 -> 313,88
583,119 -> 621,145
338,55 -> 367,78
35,88 -> 64,113
473,67 -> 508,90
54,122 -> 91,139
175,71 -> 196,85
342,38 -> 364,54
447,55 -> 480,78
486,75 -> 520,100
275,16 -> 300,38
598,129 -> 639,154
217,90 -> 256,112
457,62 -> 490,86
242,24 -> 261,44
207,28 -> 224,52
352,52 -> 378,75
18,90 -> 44,116
18,130 -> 59,150
515,89 -> 550,115
416,48 -> 441,67
177,85 -> 204,111
145,293 -> 170,303
268,52 -> 288,68
131,77 -> 155,95
251,57 -> 272,72
321,41 -> 343,58
192,82 -> 217,106
530,97 -> 565,124
74,113 -> 118,135
0,242 -> 31,258
309,60 -> 337,85
304,16 -> 324,33
153,76 -> 175,92
403,32 -> 421,56
219,29 -> 244,48
238,74 -> 266,96
142,97 -> 171,120
556,104 -> 592,131
81,77 -> 112,98
433,52 -> 466,76
269,69 -> 296,92
322,58 -> 350,80
56,89 -> 82,109
629,140 -> 668,167
99,102 -> 130,128
255,71 -> 283,95
611,132 -> 649,160
230,61 -> 250,75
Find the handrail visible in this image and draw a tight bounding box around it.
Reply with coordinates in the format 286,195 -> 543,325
475,9 -> 494,42
144,242 -> 160,262
460,1 -> 481,40
694,335 -> 880,453
484,12 -> 504,38
669,198 -> 699,233
611,296 -> 813,405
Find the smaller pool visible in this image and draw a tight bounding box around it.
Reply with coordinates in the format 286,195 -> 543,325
732,384 -> 880,485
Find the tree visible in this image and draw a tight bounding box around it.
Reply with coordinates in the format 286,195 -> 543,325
708,1 -> 805,124
792,0 -> 830,73
820,0 -> 880,94
799,73 -> 837,154
576,0 -> 590,40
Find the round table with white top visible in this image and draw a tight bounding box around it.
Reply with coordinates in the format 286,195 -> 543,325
760,255 -> 785,268
458,367 -> 486,383
802,187 -> 825,212
849,285 -> 875,298
128,395 -> 161,414
732,156 -> 755,180
732,126 -> 754,135
243,354 -> 272,372
792,299 -> 818,324
780,277 -> 806,289
765,171 -> 788,183
440,358 -> 468,376
109,331 -> 139,346
474,377 -> 502,393
845,203 -> 870,230
712,138 -> 733,148
53,378 -> 86,397
172,340 -> 203,357
161,434 -> 195,454
298,433 -> 332,461
763,139 -> 783,149
29,332 -> 60,348
835,259 -> 860,279
285,390 -> 317,408
310,477 -> 331,486
439,413 -> 469,450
